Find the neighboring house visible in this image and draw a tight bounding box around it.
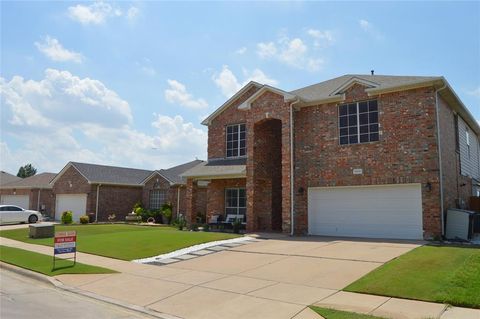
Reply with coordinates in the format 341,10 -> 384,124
142,159 -> 206,219
0,173 -> 57,214
182,74 -> 480,240
0,171 -> 21,185
50,160 -> 205,222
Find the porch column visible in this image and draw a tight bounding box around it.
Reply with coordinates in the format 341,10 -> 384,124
185,178 -> 197,225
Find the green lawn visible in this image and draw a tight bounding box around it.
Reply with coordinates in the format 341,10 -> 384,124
0,245 -> 115,276
0,224 -> 239,260
345,245 -> 480,309
310,306 -> 386,319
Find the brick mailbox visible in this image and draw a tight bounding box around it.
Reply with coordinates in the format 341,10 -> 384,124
29,223 -> 55,238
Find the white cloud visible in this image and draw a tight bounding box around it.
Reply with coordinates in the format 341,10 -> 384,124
466,87 -> 480,98
164,79 -> 208,109
0,70 -> 207,173
235,47 -> 247,55
126,6 -> 139,21
67,2 -> 138,25
35,36 -> 84,63
257,36 -> 323,71
359,19 -> 383,40
307,29 -> 334,48
212,65 -> 278,98
68,1 -> 117,25
257,42 -> 277,58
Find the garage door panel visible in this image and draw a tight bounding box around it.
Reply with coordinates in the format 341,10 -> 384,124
1,195 -> 30,209
55,194 -> 87,222
308,184 -> 423,240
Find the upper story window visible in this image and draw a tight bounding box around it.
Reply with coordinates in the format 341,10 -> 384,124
226,124 -> 246,157
339,100 -> 379,145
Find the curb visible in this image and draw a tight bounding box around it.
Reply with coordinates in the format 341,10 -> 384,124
0,262 -> 181,319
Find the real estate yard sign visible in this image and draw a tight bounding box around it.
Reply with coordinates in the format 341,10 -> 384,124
53,230 -> 77,269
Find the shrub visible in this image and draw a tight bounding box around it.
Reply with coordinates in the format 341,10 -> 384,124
232,218 -> 242,234
79,215 -> 89,224
133,202 -> 144,215
196,211 -> 206,224
173,215 -> 187,230
61,211 -> 73,224
202,223 -> 210,232
161,203 -> 173,224
191,223 -> 199,231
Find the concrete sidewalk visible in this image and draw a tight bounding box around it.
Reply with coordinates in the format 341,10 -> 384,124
1,236 -> 479,319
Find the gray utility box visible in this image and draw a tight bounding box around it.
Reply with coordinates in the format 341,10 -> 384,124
29,223 -> 55,238
445,209 -> 479,241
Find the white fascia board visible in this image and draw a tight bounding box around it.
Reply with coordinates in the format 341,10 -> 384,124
238,85 -> 298,110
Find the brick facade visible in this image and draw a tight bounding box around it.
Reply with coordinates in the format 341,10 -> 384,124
294,86 -> 442,237
188,78 -> 477,239
206,179 -> 246,222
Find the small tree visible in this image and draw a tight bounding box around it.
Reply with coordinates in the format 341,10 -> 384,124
17,164 -> 37,178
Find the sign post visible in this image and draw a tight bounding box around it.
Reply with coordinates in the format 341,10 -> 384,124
53,230 -> 77,269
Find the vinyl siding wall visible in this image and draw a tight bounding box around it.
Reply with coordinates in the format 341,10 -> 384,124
458,117 -> 480,180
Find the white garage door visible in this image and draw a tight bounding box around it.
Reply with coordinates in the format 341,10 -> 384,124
1,195 -> 30,209
55,194 -> 87,222
308,184 -> 423,240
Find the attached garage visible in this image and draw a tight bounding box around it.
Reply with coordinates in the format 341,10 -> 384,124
308,183 -> 423,240
0,195 -> 29,209
55,194 -> 87,222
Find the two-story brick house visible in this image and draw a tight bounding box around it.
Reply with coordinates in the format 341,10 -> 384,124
182,74 -> 480,240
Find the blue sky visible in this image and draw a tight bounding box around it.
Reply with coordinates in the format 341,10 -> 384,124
1,1 -> 479,173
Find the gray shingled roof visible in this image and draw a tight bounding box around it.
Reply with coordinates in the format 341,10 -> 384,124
1,172 -> 56,189
181,161 -> 246,179
156,160 -> 204,184
71,162 -> 153,185
291,74 -> 441,103
0,171 -> 21,186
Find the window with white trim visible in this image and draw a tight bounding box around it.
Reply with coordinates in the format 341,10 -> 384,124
339,100 -> 379,145
226,124 -> 246,157
225,188 -> 246,221
149,190 -> 167,209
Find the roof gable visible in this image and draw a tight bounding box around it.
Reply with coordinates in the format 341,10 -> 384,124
238,85 -> 298,110
201,81 -> 262,126
330,76 -> 379,96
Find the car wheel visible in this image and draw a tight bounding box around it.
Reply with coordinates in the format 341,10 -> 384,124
28,215 -> 38,224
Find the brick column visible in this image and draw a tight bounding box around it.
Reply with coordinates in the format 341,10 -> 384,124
185,178 -> 197,225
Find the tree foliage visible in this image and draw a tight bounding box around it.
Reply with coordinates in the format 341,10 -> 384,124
17,164 -> 37,178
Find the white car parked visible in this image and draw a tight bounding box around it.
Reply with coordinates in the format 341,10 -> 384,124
0,205 -> 43,225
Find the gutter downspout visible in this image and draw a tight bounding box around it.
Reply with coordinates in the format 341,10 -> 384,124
177,186 -> 181,217
95,184 -> 101,222
290,98 -> 300,236
37,188 -> 41,211
435,84 -> 447,237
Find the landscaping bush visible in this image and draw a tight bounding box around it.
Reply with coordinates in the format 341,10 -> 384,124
161,203 -> 173,224
173,215 -> 187,230
191,223 -> 200,231
202,224 -> 210,232
79,215 -> 89,224
61,211 -> 73,224
196,211 -> 206,224
232,218 -> 242,234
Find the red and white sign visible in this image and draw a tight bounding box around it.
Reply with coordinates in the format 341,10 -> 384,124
54,231 -> 77,255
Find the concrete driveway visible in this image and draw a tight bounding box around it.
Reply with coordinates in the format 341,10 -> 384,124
56,236 -> 421,319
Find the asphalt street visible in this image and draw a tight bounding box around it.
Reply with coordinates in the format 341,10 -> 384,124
0,270 -> 151,319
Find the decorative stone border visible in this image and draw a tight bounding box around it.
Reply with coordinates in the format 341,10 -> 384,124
132,236 -> 259,265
